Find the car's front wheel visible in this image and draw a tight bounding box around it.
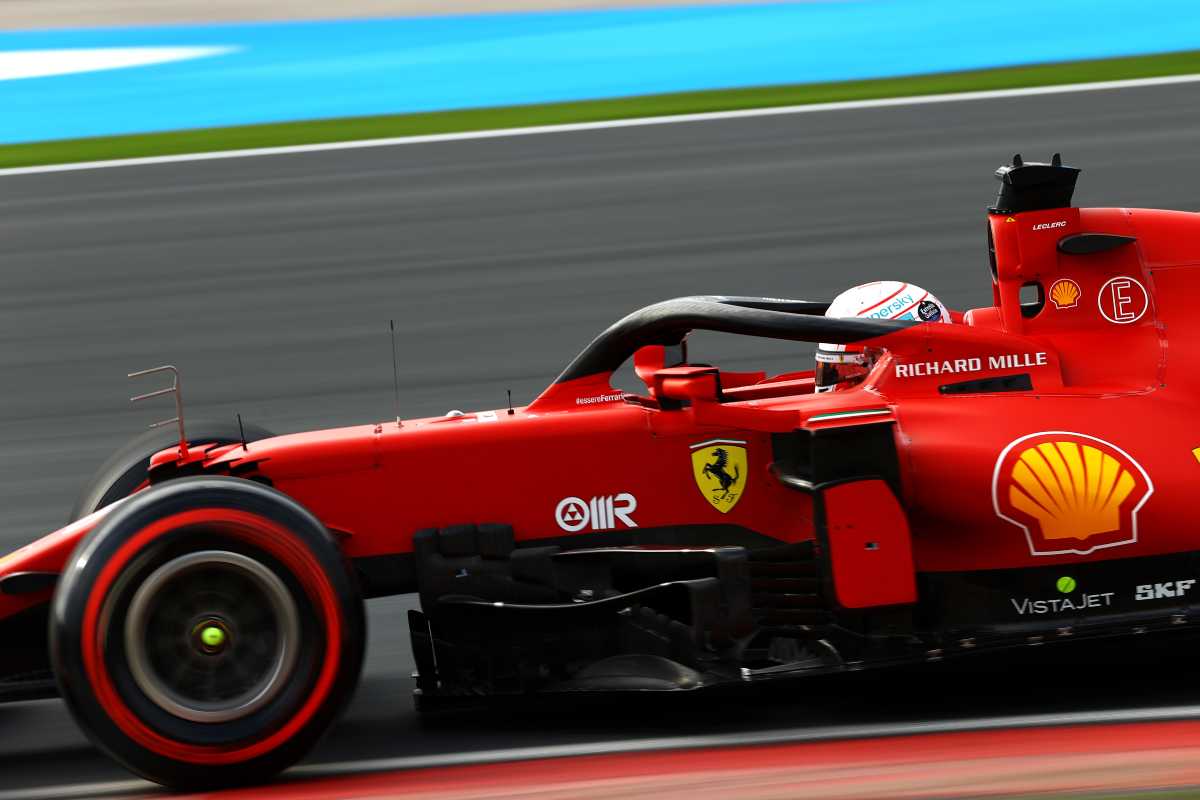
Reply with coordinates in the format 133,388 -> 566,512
69,419 -> 275,522
50,476 -> 365,789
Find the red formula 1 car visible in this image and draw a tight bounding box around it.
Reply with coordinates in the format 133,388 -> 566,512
0,155 -> 1195,788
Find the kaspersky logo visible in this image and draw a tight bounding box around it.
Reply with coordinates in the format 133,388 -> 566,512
993,432 -> 1153,557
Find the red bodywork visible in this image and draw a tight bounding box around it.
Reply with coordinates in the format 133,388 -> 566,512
3,203 -> 1198,628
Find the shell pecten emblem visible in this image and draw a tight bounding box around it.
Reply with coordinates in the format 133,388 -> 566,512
1048,278 -> 1081,310
993,432 -> 1153,556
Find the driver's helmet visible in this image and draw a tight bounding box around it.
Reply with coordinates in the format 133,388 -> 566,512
815,281 -> 949,393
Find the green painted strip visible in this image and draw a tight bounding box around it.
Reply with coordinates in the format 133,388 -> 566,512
3,50 -> 1200,169
808,408 -> 891,422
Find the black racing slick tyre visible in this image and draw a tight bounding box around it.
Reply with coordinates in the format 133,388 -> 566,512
69,420 -> 276,522
50,477 -> 365,789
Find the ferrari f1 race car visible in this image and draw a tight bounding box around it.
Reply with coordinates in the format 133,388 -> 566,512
0,155 -> 1194,788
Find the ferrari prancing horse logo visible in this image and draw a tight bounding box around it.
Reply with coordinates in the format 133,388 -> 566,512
691,440 -> 747,513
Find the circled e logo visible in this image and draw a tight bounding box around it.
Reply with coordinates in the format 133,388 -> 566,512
1097,276 -> 1149,324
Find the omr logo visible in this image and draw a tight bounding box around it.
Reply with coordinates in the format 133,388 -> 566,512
993,432 -> 1153,556
555,493 -> 637,532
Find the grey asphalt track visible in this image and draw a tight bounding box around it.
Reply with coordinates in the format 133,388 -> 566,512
3,81 -> 1200,795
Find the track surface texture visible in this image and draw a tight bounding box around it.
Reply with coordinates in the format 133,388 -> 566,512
2,82 -> 1200,795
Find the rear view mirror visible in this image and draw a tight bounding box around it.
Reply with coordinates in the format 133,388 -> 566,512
634,342 -> 688,396
654,367 -> 721,406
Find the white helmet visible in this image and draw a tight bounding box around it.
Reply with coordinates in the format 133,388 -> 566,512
815,281 -> 950,392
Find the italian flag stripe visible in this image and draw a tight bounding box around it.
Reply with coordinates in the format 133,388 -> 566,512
808,408 -> 891,422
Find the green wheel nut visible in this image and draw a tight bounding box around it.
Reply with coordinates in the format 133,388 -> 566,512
200,626 -> 226,649
1056,576 -> 1077,594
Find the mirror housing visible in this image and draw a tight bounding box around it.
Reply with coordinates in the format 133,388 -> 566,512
634,342 -> 689,396
654,366 -> 721,406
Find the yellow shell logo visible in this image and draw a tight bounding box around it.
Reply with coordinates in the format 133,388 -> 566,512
1048,278 -> 1081,310
994,432 -> 1152,556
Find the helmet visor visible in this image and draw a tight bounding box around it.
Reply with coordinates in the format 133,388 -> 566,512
815,360 -> 870,392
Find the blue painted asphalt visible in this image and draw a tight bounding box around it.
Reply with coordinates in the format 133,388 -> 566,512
4,0 -> 1200,144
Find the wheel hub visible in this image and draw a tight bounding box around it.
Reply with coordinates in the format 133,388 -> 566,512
192,618 -> 231,655
124,550 -> 301,723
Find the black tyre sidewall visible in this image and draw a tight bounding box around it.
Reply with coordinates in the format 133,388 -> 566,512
51,476 -> 365,789
69,420 -> 275,522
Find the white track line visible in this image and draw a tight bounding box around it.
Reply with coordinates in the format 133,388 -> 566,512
3,72 -> 1200,178
4,702 -> 1200,800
